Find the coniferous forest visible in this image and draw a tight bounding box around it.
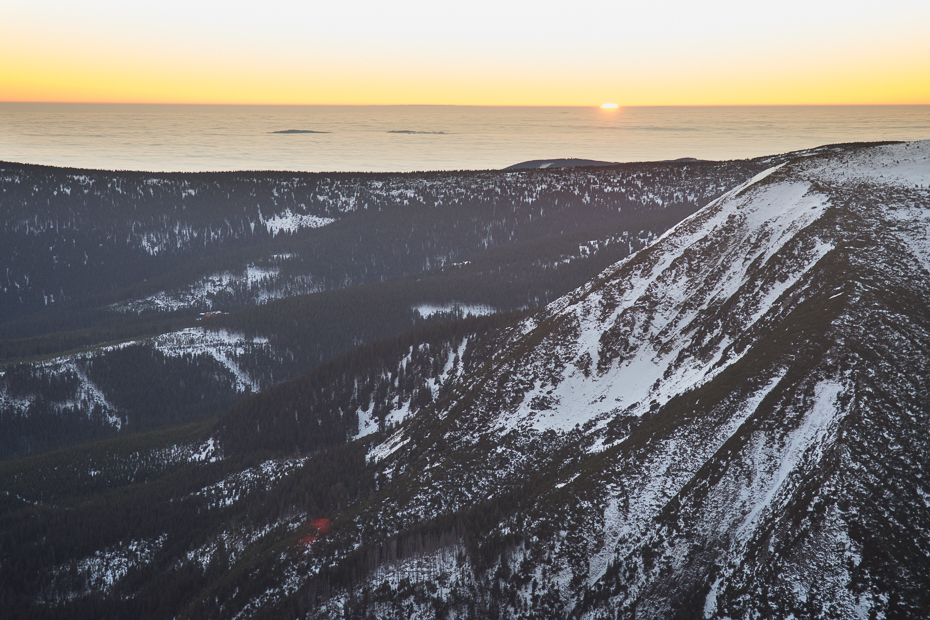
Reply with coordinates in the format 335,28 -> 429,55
3,145 -> 890,619
1,155 -> 774,459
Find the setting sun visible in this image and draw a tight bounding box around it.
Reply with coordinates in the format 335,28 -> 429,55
600,103 -> 619,109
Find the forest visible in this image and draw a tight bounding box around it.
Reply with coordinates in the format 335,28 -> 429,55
0,156 -> 777,460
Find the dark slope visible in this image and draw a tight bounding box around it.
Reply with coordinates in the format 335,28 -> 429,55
0,312 -> 524,618
0,158 -> 762,336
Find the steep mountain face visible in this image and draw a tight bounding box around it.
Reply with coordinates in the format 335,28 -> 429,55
3,141 -> 929,620
288,141 -> 930,619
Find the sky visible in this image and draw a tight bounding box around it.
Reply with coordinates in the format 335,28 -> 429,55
3,0 -> 929,106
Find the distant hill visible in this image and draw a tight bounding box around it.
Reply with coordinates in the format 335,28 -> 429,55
503,158 -> 618,170
269,129 -> 330,134
505,156 -> 708,170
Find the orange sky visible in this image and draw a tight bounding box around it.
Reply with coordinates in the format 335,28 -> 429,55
3,0 -> 929,106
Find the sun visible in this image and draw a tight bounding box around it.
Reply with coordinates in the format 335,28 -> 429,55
600,103 -> 619,109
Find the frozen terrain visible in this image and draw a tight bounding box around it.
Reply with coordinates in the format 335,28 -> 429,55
7,141 -> 930,620
311,140 -> 930,619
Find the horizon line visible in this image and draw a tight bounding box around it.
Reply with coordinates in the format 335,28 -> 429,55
3,101 -> 929,108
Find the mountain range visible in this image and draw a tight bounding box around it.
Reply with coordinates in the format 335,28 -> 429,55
2,141 -> 928,619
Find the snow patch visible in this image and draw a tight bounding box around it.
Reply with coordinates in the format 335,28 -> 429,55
152,328 -> 267,393
262,209 -> 335,235
190,437 -> 219,463
704,576 -> 723,618
111,256 -> 317,314
368,431 -> 410,463
413,303 -> 496,318
41,535 -> 167,603
737,379 -> 845,540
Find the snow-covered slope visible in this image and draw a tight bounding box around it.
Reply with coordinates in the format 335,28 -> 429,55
298,141 -> 930,619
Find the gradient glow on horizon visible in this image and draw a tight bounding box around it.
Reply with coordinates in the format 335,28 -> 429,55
3,0 -> 929,106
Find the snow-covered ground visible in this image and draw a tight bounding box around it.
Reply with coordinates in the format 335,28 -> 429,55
193,456 -> 309,509
490,163 -> 834,436
152,328 -> 269,393
0,327 -> 270,427
803,140 -> 930,189
0,355 -> 123,428
111,257 -> 320,314
40,535 -> 167,604
350,141 -> 930,619
358,337 -> 472,443
261,209 -> 335,235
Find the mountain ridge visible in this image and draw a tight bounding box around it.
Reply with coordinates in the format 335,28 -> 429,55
304,140 -> 930,618
2,141 -> 928,619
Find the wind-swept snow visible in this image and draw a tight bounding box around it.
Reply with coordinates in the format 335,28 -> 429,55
737,379 -> 845,541
491,164 -> 834,436
803,140 -> 930,188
